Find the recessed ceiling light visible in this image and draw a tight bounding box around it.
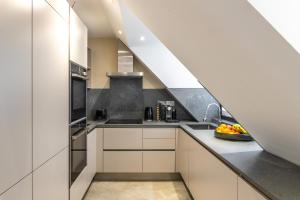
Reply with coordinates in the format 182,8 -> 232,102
118,30 -> 123,35
140,36 -> 145,41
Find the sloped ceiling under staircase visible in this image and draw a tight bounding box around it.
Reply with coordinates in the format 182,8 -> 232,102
111,0 -> 300,165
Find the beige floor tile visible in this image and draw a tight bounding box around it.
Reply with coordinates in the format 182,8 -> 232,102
84,181 -> 192,200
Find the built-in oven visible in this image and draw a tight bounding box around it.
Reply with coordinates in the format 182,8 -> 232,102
70,119 -> 87,185
70,62 -> 87,123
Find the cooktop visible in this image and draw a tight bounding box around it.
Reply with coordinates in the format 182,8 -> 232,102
105,119 -> 143,124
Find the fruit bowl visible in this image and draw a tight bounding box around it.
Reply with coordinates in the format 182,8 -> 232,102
214,131 -> 253,141
214,123 -> 253,141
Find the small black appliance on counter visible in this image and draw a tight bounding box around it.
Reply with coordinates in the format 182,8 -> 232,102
157,101 -> 179,123
144,107 -> 153,121
95,109 -> 107,121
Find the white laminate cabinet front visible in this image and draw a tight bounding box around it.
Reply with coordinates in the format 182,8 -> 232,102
103,128 -> 143,149
104,151 -> 143,172
176,129 -> 190,186
87,130 -> 97,182
33,148 -> 69,200
33,0 -> 69,169
189,137 -> 237,200
143,138 -> 175,149
70,167 -> 90,200
238,178 -> 267,200
0,175 -> 32,200
0,0 -> 32,194
70,8 -> 88,68
143,151 -> 175,172
143,128 -> 176,139
96,128 -> 104,172
45,0 -> 69,21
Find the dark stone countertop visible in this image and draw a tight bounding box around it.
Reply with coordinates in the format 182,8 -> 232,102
87,120 -> 300,200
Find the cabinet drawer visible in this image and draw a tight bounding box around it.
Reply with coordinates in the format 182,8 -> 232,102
143,128 -> 175,139
143,139 -> 175,149
103,151 -> 142,172
104,128 -> 142,149
143,151 -> 175,172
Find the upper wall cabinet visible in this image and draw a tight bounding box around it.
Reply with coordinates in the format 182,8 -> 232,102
0,0 -> 32,194
45,0 -> 69,21
70,8 -> 88,68
33,0 -> 69,169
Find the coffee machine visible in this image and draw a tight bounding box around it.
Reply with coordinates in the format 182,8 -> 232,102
157,101 -> 179,122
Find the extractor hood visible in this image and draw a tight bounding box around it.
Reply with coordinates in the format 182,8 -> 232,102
107,40 -> 143,78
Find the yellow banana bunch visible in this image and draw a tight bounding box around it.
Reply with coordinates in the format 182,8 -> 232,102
232,124 -> 248,134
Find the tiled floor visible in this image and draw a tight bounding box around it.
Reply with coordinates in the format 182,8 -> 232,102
84,181 -> 192,200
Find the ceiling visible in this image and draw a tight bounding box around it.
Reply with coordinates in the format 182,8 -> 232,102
73,0 -> 115,38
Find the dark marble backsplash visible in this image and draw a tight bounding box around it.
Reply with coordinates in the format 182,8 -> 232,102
87,88 -> 196,121
168,88 -> 219,122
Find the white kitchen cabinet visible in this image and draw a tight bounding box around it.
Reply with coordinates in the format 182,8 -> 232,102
143,128 -> 176,139
0,0 -> 32,194
70,167 -> 90,200
87,129 -> 97,182
33,0 -> 69,169
0,174 -> 32,200
33,147 -> 69,200
45,0 -> 69,21
143,138 -> 175,149
96,128 -> 104,172
176,129 -> 191,186
189,134 -> 237,200
238,178 -> 267,200
104,151 -> 143,172
104,128 -> 143,149
70,8 -> 88,68
143,151 -> 175,172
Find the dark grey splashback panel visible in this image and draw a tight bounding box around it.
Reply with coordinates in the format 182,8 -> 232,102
167,88 -> 219,122
109,78 -> 144,119
87,89 -> 110,120
143,89 -> 195,121
87,88 -> 196,121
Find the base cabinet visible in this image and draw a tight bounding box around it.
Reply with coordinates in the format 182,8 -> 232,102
176,129 -> 191,186
177,129 -> 237,200
96,128 -> 104,172
87,130 -> 97,182
238,178 -> 267,200
70,167 -> 90,200
104,151 -> 143,172
143,151 -> 175,172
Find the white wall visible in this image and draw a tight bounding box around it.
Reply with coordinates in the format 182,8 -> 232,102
120,0 -> 300,165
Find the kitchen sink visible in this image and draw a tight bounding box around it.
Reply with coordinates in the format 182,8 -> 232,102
187,124 -> 216,130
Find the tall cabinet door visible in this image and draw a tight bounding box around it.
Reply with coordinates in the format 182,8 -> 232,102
70,8 -> 88,68
0,0 -> 32,194
33,0 -> 69,169
33,148 -> 69,200
0,175 -> 32,200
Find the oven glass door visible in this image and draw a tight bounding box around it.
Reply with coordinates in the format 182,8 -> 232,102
71,77 -> 86,122
71,128 -> 87,185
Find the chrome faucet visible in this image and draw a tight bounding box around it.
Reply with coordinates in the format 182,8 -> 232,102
203,103 -> 221,123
